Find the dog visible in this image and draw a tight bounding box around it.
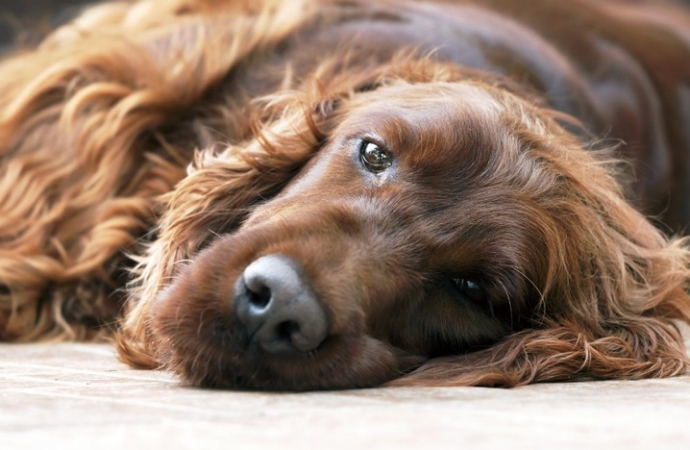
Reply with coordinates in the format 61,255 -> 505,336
1,0 -> 690,390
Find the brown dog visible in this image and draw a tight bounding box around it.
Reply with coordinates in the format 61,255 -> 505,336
1,0 -> 690,390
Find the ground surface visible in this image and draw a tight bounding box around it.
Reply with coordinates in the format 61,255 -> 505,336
1,343 -> 689,449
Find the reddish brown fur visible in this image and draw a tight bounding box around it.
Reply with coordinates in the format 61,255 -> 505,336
1,0 -> 690,390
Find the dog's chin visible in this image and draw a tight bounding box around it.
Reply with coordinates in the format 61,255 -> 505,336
159,332 -> 423,391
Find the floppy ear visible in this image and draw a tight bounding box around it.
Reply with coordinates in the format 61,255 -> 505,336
0,0 -> 313,341
394,320 -> 689,387
393,248 -> 690,387
392,118 -> 690,387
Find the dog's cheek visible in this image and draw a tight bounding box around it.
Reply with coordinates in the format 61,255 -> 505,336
145,250 -> 246,374
368,287 -> 512,358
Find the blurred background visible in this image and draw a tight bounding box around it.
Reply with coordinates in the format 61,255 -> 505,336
2,0 -> 690,53
0,0 -> 97,53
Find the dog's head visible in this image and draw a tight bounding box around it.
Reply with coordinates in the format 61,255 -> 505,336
118,60 -> 690,390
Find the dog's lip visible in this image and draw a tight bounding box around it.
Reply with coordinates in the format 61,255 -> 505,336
221,334 -> 412,391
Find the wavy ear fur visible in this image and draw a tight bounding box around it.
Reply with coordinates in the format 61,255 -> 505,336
115,89 -> 342,367
0,0 -> 314,340
392,107 -> 690,386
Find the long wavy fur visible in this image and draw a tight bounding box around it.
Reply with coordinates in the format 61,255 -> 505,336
0,0 -> 315,340
1,0 -> 689,387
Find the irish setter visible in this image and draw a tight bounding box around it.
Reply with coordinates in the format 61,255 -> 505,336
2,0 -> 690,390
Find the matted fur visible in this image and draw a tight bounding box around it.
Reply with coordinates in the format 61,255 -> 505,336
1,0 -> 690,390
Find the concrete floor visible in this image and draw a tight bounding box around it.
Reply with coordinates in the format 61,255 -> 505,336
1,342 -> 689,450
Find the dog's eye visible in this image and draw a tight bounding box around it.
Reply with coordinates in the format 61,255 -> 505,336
360,141 -> 392,173
451,277 -> 486,304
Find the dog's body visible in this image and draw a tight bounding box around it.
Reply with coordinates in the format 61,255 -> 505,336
2,0 -> 690,390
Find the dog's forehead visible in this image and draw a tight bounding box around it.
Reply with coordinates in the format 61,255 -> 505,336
340,82 -> 505,148
348,82 -> 502,121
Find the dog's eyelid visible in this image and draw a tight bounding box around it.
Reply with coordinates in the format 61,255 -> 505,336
359,134 -> 388,149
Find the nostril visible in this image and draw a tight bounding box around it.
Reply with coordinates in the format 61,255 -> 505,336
276,320 -> 299,341
247,283 -> 271,309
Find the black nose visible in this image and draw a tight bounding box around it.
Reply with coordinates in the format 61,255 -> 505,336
234,255 -> 328,354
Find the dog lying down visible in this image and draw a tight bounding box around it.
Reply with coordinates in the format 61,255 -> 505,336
1,0 -> 690,390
